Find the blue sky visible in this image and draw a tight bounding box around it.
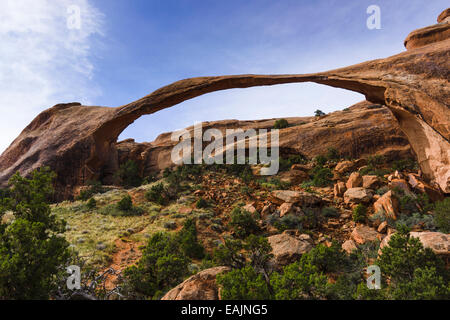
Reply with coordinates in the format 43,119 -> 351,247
0,0 -> 448,152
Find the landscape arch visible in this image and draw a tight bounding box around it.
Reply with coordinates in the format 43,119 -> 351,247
0,35 -> 448,199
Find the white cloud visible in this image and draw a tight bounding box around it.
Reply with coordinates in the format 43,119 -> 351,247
0,0 -> 103,153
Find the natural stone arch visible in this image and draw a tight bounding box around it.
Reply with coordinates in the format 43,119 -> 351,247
0,18 -> 449,198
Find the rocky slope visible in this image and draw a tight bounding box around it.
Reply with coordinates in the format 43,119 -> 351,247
0,9 -> 448,198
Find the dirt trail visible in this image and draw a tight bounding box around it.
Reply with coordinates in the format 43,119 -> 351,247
104,238 -> 143,290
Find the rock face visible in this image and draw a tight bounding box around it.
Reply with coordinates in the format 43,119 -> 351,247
161,266 -> 230,300
268,231 -> 313,266
0,9 -> 449,198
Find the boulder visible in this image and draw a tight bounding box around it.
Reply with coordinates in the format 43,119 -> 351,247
271,190 -> 322,206
243,203 -> 257,214
334,161 -> 355,174
333,182 -> 347,198
344,188 -> 374,204
279,202 -> 294,217
351,225 -> 379,245
380,232 -> 450,257
373,191 -> 399,220
389,179 -> 415,197
268,232 -> 313,266
362,175 -> 381,189
278,169 -> 309,185
377,221 -> 388,233
407,173 -> 444,202
162,266 -> 230,300
342,239 -> 358,254
346,172 -> 363,189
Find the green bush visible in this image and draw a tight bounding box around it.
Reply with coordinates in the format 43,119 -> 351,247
115,160 -> 142,188
274,118 -> 289,129
321,206 -> 339,218
352,204 -> 367,223
177,218 -> 205,260
217,265 -> 272,300
0,168 -> 70,299
196,198 -> 208,209
76,180 -> 105,201
121,232 -> 190,299
229,207 -> 261,239
391,158 -> 418,172
273,214 -> 303,232
314,110 -> 326,117
311,167 -> 333,187
326,148 -> 340,162
146,183 -> 170,205
117,194 -> 133,211
434,198 -> 450,233
271,259 -> 328,300
87,197 -> 97,209
395,212 -> 436,231
375,228 -> 449,299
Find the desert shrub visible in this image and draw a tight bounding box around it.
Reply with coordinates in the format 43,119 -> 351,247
301,242 -> 349,274
260,177 -> 291,190
217,265 -> 272,300
300,208 -> 320,229
77,180 -> 105,201
395,212 -> 436,231
271,259 -> 328,300
146,183 -> 170,205
359,155 -> 389,177
196,198 -> 208,209
87,197 -> 97,209
274,118 -> 289,129
367,155 -> 385,167
375,228 -> 449,299
375,186 -> 389,196
314,110 -> 326,117
213,238 -> 246,269
326,148 -> 340,162
279,154 -> 308,172
314,155 -> 327,167
391,158 -> 418,172
311,167 -> 333,187
0,168 -> 70,300
398,192 -> 433,215
229,207 -> 261,239
115,160 -> 142,188
352,204 -> 367,223
121,232 -> 190,299
177,218 -> 205,259
321,206 -> 339,218
434,198 -> 450,233
117,194 -> 133,211
273,214 -> 303,233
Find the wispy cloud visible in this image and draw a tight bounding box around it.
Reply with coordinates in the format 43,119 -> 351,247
0,0 -> 104,153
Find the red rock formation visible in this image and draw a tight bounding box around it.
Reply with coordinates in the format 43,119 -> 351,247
0,9 -> 449,198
